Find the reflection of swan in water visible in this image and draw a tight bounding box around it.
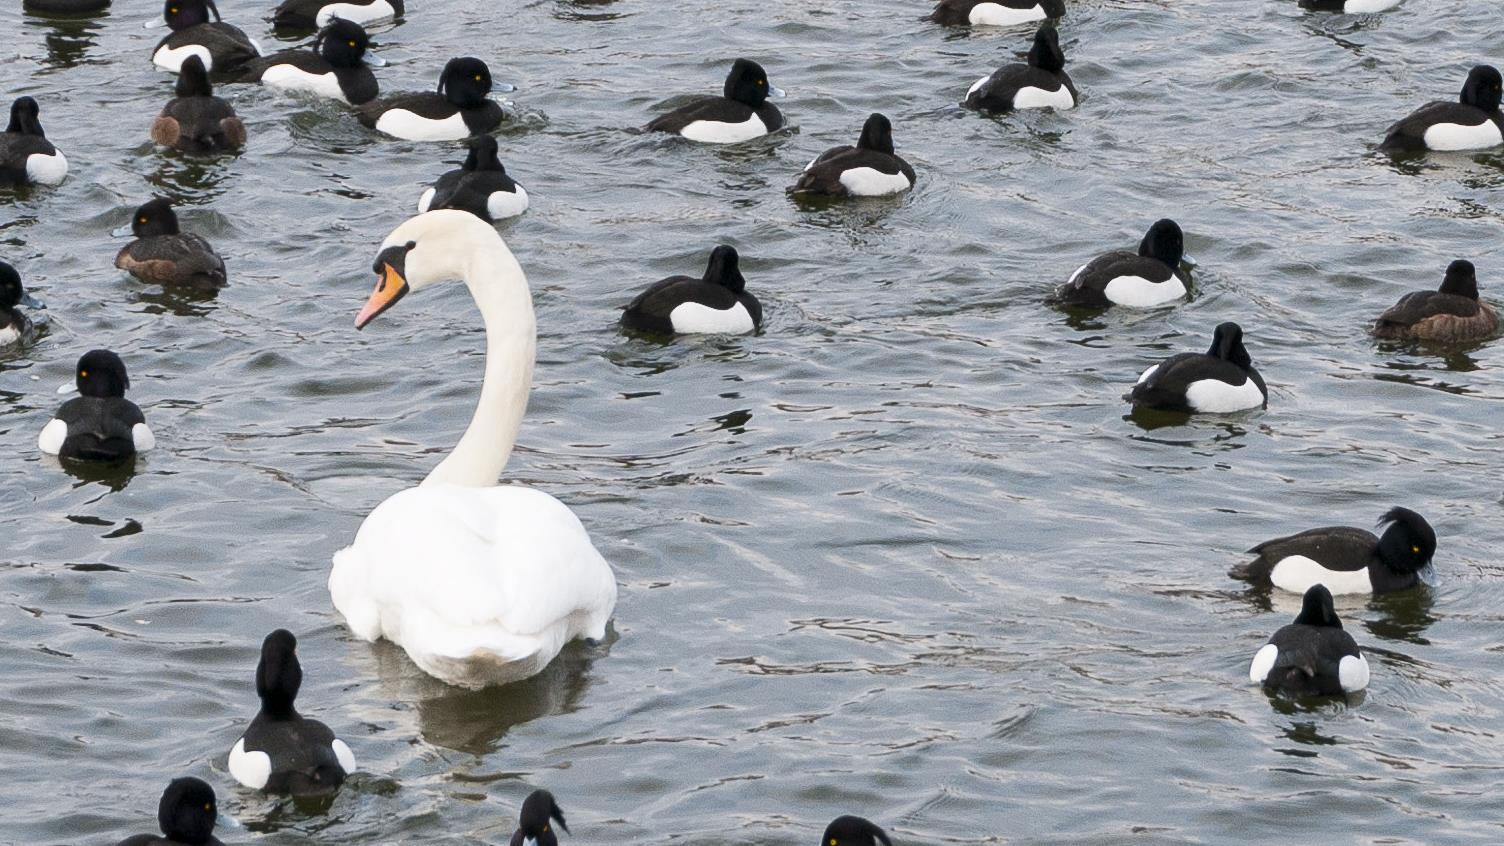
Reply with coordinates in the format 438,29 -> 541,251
365,638 -> 603,756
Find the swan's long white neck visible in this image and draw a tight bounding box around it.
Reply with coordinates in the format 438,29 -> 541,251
421,234 -> 536,488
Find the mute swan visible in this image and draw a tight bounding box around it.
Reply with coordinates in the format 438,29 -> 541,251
329,210 -> 617,689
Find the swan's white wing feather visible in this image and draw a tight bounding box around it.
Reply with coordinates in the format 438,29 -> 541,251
330,484 -> 617,688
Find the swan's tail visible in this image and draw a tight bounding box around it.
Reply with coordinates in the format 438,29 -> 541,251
329,546 -> 382,642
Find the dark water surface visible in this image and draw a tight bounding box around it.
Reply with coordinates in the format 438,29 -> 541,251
4,0 -> 1504,843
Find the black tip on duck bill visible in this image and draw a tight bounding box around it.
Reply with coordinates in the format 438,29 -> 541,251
1440,260 -> 1479,299
357,244 -> 413,329
703,245 -> 744,292
857,113 -> 895,154
1294,584 -> 1340,628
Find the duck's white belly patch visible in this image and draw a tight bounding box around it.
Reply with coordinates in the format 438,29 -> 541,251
838,167 -> 912,196
317,0 -> 397,27
969,3 -> 1046,25
153,43 -> 213,73
1269,555 -> 1374,595
26,150 -> 67,185
375,109 -> 468,141
669,300 -> 755,334
1102,274 -> 1185,307
1184,377 -> 1264,413
1423,119 -> 1503,152
679,114 -> 767,144
1012,84 -> 1075,110
261,64 -> 346,101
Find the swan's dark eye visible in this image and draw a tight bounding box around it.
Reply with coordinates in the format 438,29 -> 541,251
405,241 -> 416,251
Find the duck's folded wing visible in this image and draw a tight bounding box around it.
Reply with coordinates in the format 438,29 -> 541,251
1247,525 -> 1376,571
646,98 -> 750,134
1381,101 -> 1452,150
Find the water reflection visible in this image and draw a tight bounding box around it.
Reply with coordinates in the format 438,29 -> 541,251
23,13 -> 108,69
57,455 -> 137,491
1124,406 -> 1256,445
134,283 -> 220,318
1371,369 -> 1477,396
141,152 -> 238,198
788,190 -> 906,217
1362,585 -> 1436,645
1267,690 -> 1365,721
1374,339 -> 1486,375
368,638 -> 605,756
1377,148 -> 1504,184
1275,717 -> 1340,755
554,0 -> 627,24
1124,404 -> 1192,431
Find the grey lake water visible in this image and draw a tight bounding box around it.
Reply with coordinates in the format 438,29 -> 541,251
3,0 -> 1504,843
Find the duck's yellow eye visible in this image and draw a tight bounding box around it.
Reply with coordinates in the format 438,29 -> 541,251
830,840 -> 837,846
474,74 -> 482,81
79,370 -> 88,378
138,217 -> 147,224
348,40 -> 357,48
203,803 -> 212,812
542,825 -> 550,833
1412,545 -> 1421,554
169,6 -> 178,12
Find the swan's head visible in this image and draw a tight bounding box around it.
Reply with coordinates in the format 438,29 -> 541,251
356,210 -> 502,329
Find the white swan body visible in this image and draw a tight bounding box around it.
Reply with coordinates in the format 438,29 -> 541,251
331,485 -> 615,685
329,210 -> 617,689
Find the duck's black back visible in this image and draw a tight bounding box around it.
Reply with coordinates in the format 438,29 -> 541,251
56,396 -> 144,461
243,711 -> 346,794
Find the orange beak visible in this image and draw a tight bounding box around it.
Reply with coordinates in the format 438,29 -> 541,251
355,261 -> 409,329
